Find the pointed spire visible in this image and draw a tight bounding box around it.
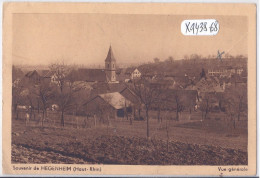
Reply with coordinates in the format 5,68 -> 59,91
105,45 -> 116,62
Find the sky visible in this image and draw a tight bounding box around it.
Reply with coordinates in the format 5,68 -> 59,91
13,14 -> 247,66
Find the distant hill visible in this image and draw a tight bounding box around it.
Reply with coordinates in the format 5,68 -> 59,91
137,57 -> 247,78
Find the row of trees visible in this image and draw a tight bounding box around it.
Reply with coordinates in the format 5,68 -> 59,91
153,53 -> 246,64
12,63 -> 88,127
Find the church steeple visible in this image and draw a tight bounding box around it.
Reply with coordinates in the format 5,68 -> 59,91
105,45 -> 116,62
105,45 -> 117,82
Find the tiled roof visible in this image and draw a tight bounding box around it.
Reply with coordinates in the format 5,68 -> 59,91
120,87 -> 141,106
89,82 -> 110,97
69,69 -> 107,82
192,77 -> 224,93
38,70 -> 54,78
25,70 -> 54,78
25,70 -> 39,77
125,67 -> 136,74
99,92 -> 132,109
108,83 -> 128,93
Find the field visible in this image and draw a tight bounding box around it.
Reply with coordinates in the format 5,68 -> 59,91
12,111 -> 248,165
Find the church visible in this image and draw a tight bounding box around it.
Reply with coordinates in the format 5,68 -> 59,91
69,45 -> 119,83
104,45 -> 118,83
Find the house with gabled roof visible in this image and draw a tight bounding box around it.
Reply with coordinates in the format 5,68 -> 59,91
186,77 -> 224,94
125,67 -> 142,80
84,92 -> 133,118
119,87 -> 141,107
88,82 -> 140,105
24,70 -> 41,84
24,69 -> 56,84
38,70 -> 55,83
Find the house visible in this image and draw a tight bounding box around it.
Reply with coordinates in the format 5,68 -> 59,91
24,70 -> 41,84
186,77 -> 224,93
89,82 -> 127,97
87,83 -> 141,119
120,87 -> 141,107
229,74 -> 247,87
24,69 -> 56,84
89,82 -> 140,105
172,75 -> 193,89
129,68 -> 142,79
118,67 -> 142,82
208,66 -> 244,77
84,92 -> 133,118
38,70 -> 55,83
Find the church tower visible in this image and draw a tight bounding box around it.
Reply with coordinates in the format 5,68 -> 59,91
105,45 -> 117,82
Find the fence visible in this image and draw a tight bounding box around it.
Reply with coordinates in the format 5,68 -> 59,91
12,110 -> 126,129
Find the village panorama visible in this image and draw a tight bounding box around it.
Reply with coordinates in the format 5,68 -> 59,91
12,45 -> 248,165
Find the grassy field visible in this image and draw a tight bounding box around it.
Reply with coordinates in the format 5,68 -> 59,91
12,111 -> 248,165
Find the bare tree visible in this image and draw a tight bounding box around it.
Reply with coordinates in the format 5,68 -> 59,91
124,99 -> 133,125
165,56 -> 174,63
50,62 -> 83,127
32,79 -> 54,127
190,54 -> 201,64
172,91 -> 184,121
93,95 -> 114,126
12,80 -> 26,120
153,87 -> 170,123
131,78 -> 161,138
184,55 -> 189,60
84,93 -> 115,127
13,77 -> 39,122
225,85 -> 247,128
153,57 -> 160,63
72,87 -> 91,128
166,119 -> 170,152
199,93 -> 211,120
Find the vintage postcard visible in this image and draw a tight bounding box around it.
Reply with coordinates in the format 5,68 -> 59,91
2,2 -> 256,176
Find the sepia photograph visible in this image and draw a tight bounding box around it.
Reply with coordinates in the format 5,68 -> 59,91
3,2 -> 257,176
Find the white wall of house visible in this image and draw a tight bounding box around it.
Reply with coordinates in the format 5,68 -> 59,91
131,69 -> 141,79
208,68 -> 243,76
